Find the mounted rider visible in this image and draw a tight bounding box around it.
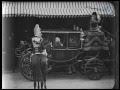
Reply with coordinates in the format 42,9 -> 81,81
31,24 -> 48,89
32,24 -> 47,56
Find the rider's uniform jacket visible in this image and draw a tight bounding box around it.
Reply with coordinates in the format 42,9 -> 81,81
32,36 -> 47,56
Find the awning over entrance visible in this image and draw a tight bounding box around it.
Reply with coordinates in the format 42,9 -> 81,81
2,1 -> 115,17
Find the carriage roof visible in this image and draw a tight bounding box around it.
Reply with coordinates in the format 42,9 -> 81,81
2,2 -> 115,17
41,30 -> 82,34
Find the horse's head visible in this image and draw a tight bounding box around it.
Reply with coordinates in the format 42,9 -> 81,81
42,39 -> 53,52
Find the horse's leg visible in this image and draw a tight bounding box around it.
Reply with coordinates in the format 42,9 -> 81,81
39,54 -> 48,89
38,55 -> 43,89
33,69 -> 36,89
37,63 -> 40,89
40,69 -> 44,89
31,55 -> 37,89
31,61 -> 36,89
44,76 -> 47,89
43,59 -> 47,89
38,81 -> 39,89
36,55 -> 42,89
33,76 -> 36,89
41,81 -> 43,89
34,67 -> 37,89
34,81 -> 36,89
43,65 -> 47,89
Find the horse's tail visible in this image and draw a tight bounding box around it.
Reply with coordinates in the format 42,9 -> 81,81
36,55 -> 43,82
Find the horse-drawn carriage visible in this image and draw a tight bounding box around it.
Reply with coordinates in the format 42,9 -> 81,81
15,27 -> 113,81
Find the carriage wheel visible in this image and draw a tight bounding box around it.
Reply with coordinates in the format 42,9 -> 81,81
85,58 -> 105,80
20,52 -> 33,81
86,70 -> 104,80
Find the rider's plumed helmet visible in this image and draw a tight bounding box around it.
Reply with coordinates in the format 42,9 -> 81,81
34,24 -> 42,37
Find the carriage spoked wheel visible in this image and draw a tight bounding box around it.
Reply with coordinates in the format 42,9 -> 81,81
20,52 -> 33,81
86,70 -> 104,80
85,58 -> 105,80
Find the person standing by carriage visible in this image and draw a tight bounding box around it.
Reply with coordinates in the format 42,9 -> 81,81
31,24 -> 48,89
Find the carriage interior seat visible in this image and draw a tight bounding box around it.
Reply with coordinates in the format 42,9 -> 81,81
69,37 -> 78,47
68,33 -> 81,48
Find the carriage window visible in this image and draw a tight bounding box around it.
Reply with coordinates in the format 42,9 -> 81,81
53,34 -> 67,49
68,33 -> 81,48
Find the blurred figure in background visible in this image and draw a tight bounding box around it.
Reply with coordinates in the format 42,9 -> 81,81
90,12 -> 101,32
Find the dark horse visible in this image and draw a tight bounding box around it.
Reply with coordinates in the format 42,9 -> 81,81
31,39 -> 52,89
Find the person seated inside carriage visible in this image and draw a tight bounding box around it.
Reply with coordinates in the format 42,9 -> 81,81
54,37 -> 63,48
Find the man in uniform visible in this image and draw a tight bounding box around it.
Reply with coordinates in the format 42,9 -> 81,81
31,24 -> 47,56
31,24 -> 48,89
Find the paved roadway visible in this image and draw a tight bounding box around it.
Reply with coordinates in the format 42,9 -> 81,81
2,71 -> 114,89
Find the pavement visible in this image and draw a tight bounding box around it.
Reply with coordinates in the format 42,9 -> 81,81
2,71 -> 114,89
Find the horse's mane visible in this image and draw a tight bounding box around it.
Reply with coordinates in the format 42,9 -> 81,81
40,39 -> 51,50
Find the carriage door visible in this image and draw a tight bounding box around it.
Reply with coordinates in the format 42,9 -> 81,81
52,33 -> 67,61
